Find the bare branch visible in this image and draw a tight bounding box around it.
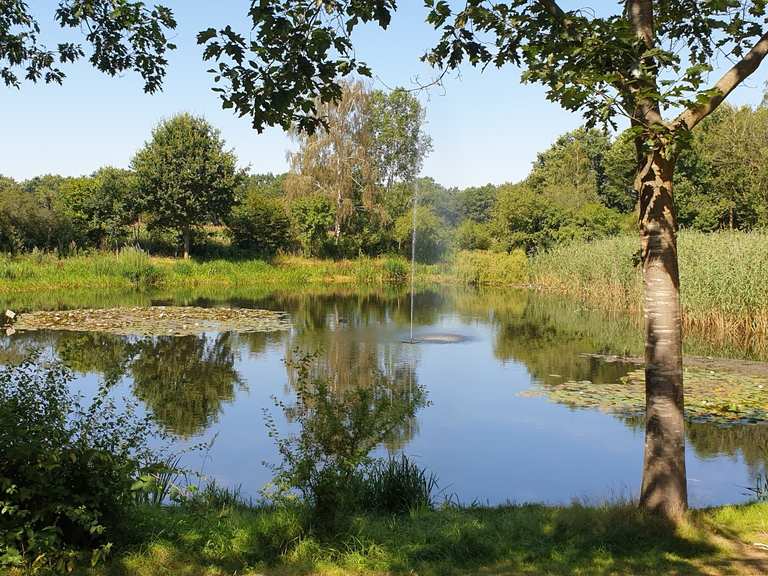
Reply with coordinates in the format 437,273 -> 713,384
676,30 -> 768,130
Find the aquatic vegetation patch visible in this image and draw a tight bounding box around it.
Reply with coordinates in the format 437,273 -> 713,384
13,306 -> 291,336
523,366 -> 768,425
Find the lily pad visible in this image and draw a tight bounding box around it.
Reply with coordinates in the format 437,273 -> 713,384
523,365 -> 768,426
13,306 -> 291,337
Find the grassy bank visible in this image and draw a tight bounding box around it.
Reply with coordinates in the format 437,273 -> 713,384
0,249 -> 451,293
59,501 -> 768,576
0,248 -> 531,296
531,231 -> 768,353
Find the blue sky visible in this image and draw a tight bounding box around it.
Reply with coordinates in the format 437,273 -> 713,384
2,2 -> 767,188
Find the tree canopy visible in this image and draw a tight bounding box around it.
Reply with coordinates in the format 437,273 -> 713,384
131,113 -> 242,258
1,0 -> 176,92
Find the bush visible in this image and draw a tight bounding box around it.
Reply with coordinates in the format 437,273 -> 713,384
290,195 -> 335,258
453,250 -> 529,286
228,194 -> 293,257
0,357 -> 162,572
394,205 -> 448,264
264,353 -> 429,532
455,220 -> 492,251
491,184 -> 570,254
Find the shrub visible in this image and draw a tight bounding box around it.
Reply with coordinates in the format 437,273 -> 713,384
228,194 -> 293,257
264,353 -> 429,532
290,195 -> 335,258
394,205 -> 448,264
491,184 -> 571,254
0,357 -> 162,572
455,220 -> 492,251
453,250 -> 529,286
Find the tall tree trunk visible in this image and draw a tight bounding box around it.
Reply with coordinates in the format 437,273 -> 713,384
182,227 -> 191,260
335,189 -> 343,244
637,149 -> 688,519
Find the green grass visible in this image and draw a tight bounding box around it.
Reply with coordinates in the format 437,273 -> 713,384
0,252 -> 448,294
65,501 -> 768,576
452,249 -> 529,286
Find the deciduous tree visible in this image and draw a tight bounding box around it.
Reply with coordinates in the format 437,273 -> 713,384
197,0 -> 768,519
131,114 -> 242,258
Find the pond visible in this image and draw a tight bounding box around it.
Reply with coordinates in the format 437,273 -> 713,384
2,286 -> 766,507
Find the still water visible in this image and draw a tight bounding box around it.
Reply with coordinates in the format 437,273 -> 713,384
2,287 -> 766,507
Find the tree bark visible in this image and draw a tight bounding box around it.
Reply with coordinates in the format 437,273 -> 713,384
335,189 -> 343,244
182,227 -> 191,259
637,149 -> 687,520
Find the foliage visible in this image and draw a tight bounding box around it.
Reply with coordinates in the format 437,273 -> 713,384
602,131 -> 638,213
289,195 -> 336,258
452,250 -> 528,286
285,83 -> 432,257
455,184 -> 498,224
527,128 -> 608,210
228,192 -> 293,257
59,168 -> 138,249
675,103 -> 768,231
560,204 -> 625,243
454,220 -> 492,251
361,455 -> 437,514
394,205 -> 447,264
0,357 -> 161,571
131,113 -> 242,257
264,353 -> 428,531
0,175 -> 76,254
0,1 -> 176,91
368,88 -> 433,188
491,184 -> 570,254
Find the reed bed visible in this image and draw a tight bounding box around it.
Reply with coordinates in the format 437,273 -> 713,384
531,231 -> 768,356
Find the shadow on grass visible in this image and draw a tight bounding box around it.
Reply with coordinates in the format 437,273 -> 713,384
85,501 -> 768,576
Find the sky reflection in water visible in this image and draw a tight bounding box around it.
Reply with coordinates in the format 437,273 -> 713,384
1,287 -> 764,507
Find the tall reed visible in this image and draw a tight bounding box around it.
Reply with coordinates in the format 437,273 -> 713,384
530,231 -> 768,356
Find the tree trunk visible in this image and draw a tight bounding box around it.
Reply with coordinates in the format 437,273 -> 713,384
335,189 -> 343,244
182,228 -> 191,260
637,149 -> 688,520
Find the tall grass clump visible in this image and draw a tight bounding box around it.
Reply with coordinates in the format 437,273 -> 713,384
452,249 -> 529,286
115,247 -> 164,288
382,257 -> 409,283
362,455 -> 437,514
531,234 -> 640,309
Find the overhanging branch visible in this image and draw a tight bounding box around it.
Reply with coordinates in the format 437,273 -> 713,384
676,30 -> 768,130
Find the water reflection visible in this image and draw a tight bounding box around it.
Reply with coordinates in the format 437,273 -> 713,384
130,334 -> 243,437
1,286 -> 766,505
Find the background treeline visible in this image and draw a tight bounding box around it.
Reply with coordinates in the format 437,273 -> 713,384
3,85 -> 768,261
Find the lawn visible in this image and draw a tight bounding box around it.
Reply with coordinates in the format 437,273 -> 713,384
71,501 -> 768,576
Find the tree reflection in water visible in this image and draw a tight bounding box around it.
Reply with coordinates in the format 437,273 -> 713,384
130,334 -> 242,437
0,287 -> 765,481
